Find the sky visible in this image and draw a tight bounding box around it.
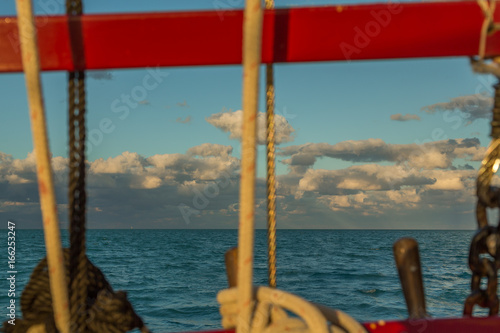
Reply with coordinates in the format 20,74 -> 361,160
0,0 -> 497,229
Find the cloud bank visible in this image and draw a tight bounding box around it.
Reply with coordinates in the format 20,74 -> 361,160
0,136 -> 485,229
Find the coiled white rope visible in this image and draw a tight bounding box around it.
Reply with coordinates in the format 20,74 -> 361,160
15,1 -> 70,332
218,287 -> 366,333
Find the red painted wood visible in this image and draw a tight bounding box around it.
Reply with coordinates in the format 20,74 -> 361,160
188,317 -> 500,333
362,317 -> 500,333
1,1 -> 500,72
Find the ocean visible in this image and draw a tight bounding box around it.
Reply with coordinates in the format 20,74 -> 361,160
1,229 -> 480,332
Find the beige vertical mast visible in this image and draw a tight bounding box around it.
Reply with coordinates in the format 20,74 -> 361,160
15,1 -> 71,332
237,0 -> 263,333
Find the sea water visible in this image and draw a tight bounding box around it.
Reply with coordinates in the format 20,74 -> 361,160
0,229 -> 477,332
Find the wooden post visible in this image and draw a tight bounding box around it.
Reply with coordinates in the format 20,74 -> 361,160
393,237 -> 428,319
225,247 -> 238,288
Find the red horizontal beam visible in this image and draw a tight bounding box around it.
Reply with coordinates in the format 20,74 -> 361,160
1,2 -> 500,72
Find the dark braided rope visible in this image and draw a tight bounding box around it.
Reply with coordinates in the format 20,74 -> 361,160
68,70 -> 88,333
1,250 -> 149,333
67,1 -> 87,331
67,0 -> 82,15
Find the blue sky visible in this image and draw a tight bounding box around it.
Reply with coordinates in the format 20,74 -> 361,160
0,0 -> 496,229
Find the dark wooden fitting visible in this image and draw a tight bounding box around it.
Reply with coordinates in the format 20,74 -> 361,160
393,237 -> 429,319
224,247 -> 238,288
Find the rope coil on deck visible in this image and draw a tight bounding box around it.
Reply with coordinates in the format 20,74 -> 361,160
2,250 -> 149,333
217,287 -> 366,333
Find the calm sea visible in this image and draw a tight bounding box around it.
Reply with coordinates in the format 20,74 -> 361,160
0,229 -> 479,332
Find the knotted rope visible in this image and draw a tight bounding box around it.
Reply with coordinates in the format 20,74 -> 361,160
218,287 -> 366,333
2,250 -> 149,333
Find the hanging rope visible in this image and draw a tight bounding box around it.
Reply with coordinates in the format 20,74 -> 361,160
4,1 -> 150,331
238,0 -> 263,332
265,0 -> 277,290
13,1 -> 71,332
66,1 -> 88,331
68,70 -> 88,332
477,0 -> 497,60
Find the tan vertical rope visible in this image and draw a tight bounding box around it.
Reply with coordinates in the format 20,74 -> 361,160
14,1 -> 70,332
477,0 -> 497,60
238,0 -> 263,333
265,0 -> 277,289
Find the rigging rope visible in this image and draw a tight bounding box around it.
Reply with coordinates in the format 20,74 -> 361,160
265,0 -> 277,290
238,0 -> 263,332
226,2 -> 367,332
13,1 -> 71,332
4,1 -> 150,331
66,1 -> 88,331
471,0 -> 500,75
477,0 -> 497,60
68,70 -> 88,333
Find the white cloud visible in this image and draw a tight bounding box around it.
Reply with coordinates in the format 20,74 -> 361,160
421,94 -> 492,124
279,138 -> 484,172
297,164 -> 436,195
206,110 -> 295,144
5,174 -> 31,184
90,151 -> 146,174
136,176 -> 162,189
390,113 -> 421,121
187,143 -> 233,157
